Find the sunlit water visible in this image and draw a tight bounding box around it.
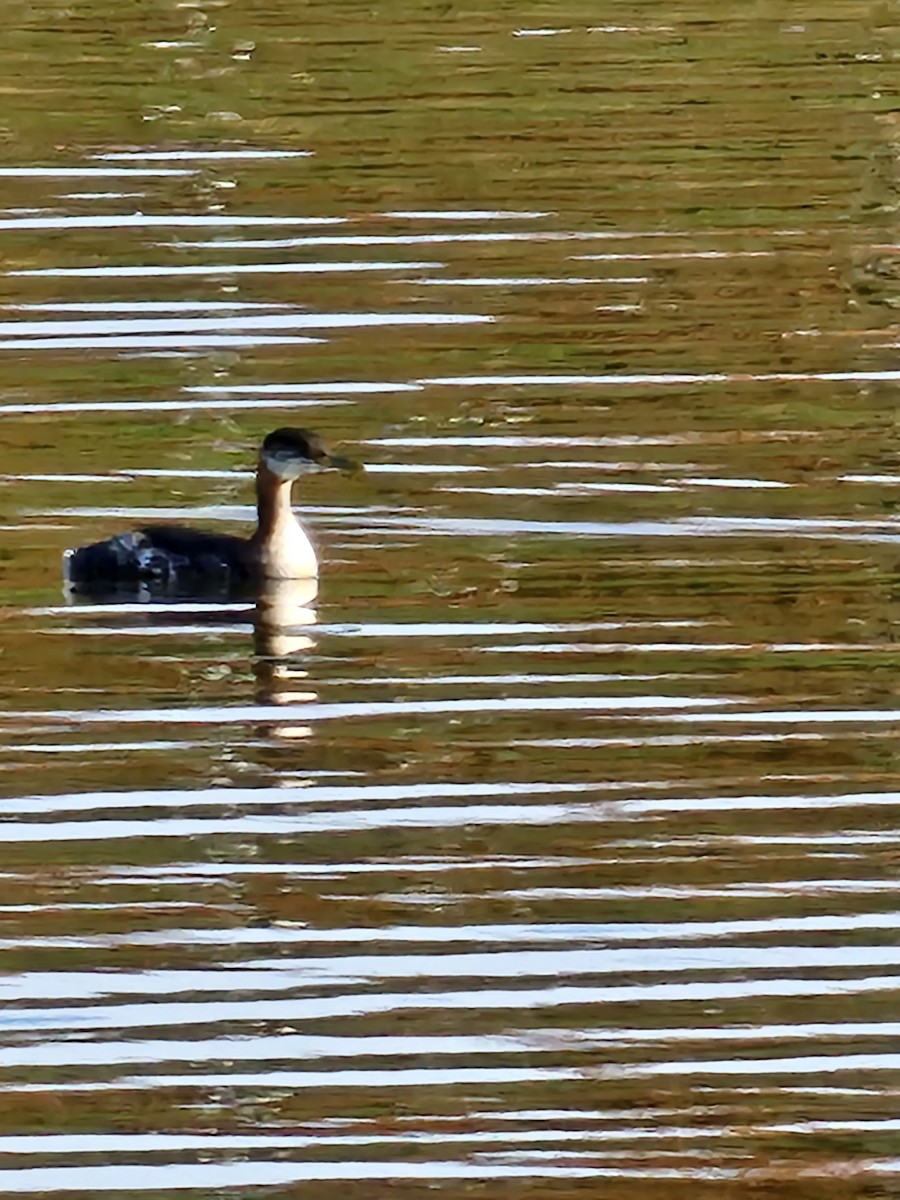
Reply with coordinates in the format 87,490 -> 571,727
1,2 -> 899,1196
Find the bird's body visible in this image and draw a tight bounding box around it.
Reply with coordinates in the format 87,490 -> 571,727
64,428 -> 359,593
64,525 -> 257,588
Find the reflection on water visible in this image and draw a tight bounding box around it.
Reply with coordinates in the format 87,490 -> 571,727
0,0 -> 899,1196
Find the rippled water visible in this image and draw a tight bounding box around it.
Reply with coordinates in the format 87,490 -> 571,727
2,2 -> 900,1196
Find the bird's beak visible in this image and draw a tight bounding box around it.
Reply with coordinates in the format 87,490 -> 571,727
323,453 -> 365,475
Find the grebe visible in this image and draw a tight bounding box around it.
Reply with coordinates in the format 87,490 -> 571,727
64,428 -> 361,591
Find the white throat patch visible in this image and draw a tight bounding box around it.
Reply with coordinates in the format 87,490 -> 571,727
263,450 -> 318,480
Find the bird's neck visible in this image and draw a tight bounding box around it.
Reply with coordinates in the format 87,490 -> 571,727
255,459 -> 297,541
251,459 -> 318,578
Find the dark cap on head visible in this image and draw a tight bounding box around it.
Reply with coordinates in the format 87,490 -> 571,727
261,428 -> 328,462
260,428 -> 364,477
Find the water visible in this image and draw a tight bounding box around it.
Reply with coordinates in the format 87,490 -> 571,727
1,1 -> 899,1195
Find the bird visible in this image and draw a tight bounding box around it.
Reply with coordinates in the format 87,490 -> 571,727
63,427 -> 362,593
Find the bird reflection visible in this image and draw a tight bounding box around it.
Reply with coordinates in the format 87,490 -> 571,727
63,575 -> 323,736
252,577 -> 320,739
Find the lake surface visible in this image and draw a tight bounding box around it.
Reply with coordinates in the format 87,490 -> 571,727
1,1 -> 900,1195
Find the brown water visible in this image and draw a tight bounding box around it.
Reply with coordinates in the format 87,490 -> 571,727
1,1 -> 900,1195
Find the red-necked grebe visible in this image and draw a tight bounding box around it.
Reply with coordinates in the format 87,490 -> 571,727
64,428 -> 362,589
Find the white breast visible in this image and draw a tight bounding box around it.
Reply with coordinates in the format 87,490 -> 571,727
258,516 -> 319,579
